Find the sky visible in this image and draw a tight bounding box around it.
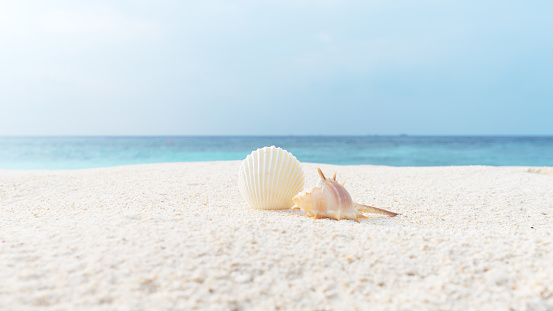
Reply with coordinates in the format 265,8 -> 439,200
1,0 -> 552,136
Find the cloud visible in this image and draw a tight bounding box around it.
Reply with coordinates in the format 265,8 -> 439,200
40,5 -> 162,40
1,0 -> 552,135
200,1 -> 240,12
294,0 -> 343,6
316,32 -> 333,43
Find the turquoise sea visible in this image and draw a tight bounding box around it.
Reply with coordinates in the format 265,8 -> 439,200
0,136 -> 552,170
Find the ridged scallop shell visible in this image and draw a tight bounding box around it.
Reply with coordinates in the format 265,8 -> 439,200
238,146 -> 304,210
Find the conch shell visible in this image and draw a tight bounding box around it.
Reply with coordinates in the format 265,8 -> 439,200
292,168 -> 398,222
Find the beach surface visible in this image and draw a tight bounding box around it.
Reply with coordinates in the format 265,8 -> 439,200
1,162 -> 552,310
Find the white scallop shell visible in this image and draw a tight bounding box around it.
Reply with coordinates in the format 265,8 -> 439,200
238,146 -> 304,210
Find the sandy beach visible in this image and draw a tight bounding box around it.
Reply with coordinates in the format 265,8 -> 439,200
1,161 -> 552,310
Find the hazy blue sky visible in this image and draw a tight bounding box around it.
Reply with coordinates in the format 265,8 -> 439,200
1,0 -> 552,136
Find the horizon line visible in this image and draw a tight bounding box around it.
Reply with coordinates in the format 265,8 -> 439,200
1,134 -> 552,138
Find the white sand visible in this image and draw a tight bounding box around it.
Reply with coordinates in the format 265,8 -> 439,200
1,162 -> 552,310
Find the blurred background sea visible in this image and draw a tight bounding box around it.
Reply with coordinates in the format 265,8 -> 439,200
0,136 -> 552,170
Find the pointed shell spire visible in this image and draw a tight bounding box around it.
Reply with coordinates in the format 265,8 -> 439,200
293,168 -> 398,221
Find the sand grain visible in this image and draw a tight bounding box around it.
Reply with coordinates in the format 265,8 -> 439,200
1,162 -> 552,310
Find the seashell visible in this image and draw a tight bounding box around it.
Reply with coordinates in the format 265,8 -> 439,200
292,168 -> 398,222
238,146 -> 304,210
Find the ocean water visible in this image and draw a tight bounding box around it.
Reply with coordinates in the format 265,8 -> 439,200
0,136 -> 552,170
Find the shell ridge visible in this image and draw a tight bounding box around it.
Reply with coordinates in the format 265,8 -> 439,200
289,155 -> 303,206
279,152 -> 296,208
282,150 -> 297,208
264,147 -> 271,209
288,166 -> 304,202
270,146 -> 280,208
256,149 -> 264,209
334,182 -> 342,214
312,187 -> 327,217
281,156 -> 302,208
268,146 -> 279,208
265,147 -> 273,209
275,147 -> 287,207
274,149 -> 287,206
